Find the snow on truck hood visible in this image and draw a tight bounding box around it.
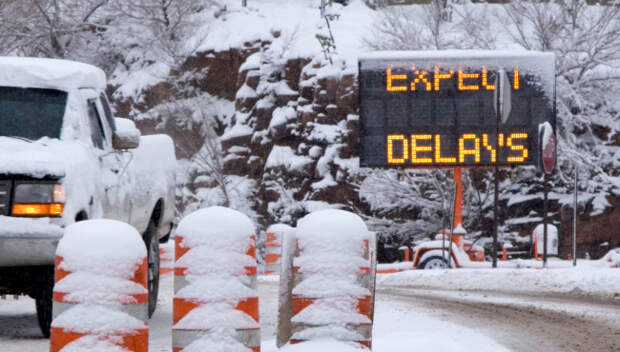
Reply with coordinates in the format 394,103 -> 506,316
0,57 -> 106,91
0,137 -> 71,178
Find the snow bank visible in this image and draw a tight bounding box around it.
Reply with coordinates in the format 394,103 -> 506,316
371,300 -> 511,352
377,267 -> 620,299
176,206 -> 255,251
56,219 -> 146,279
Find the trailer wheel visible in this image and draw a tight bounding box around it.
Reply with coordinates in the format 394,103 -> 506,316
418,255 -> 448,270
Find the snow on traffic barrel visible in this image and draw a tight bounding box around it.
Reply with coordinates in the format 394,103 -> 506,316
173,206 -> 260,352
279,209 -> 376,349
50,220 -> 149,352
264,224 -> 293,275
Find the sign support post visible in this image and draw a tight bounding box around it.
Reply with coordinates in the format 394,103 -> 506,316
543,172 -> 548,268
540,121 -> 556,269
447,181 -> 457,268
453,168 -> 463,227
573,166 -> 578,266
493,170 -> 499,268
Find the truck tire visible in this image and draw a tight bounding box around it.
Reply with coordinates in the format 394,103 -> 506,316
35,270 -> 54,338
144,219 -> 160,318
418,255 -> 448,270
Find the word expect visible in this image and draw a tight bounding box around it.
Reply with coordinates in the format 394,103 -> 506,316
386,67 -> 520,92
386,133 -> 529,165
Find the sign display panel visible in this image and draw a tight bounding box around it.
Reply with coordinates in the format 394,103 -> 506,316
358,51 -> 556,168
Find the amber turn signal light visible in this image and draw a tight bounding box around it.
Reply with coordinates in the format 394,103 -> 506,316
12,203 -> 64,216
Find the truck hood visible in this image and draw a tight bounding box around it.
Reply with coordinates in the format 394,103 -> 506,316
0,137 -> 70,178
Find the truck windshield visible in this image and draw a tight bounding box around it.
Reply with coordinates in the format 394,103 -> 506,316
0,86 -> 67,140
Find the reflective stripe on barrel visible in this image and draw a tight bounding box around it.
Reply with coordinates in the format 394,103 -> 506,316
291,295 -> 373,318
172,328 -> 260,352
175,235 -> 256,261
50,327 -> 148,352
173,296 -> 259,324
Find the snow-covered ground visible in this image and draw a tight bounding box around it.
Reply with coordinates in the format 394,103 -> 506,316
151,273 -> 514,352
1,266 -> 618,351
378,266 -> 620,299
0,273 -> 508,352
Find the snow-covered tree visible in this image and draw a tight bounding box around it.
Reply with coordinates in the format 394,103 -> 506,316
361,0 -> 620,242
0,0 -> 109,59
501,0 -> 620,193
107,0 -> 219,67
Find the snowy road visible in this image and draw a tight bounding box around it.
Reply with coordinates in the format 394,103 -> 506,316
1,272 -> 618,351
377,286 -> 620,352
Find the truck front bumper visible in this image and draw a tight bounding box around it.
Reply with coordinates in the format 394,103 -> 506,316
0,216 -> 63,266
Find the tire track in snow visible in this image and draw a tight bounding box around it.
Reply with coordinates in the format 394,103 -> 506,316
377,287 -> 620,352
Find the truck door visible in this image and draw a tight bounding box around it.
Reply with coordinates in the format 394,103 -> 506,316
80,88 -> 131,222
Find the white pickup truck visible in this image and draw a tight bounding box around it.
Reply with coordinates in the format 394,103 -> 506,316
0,58 -> 176,336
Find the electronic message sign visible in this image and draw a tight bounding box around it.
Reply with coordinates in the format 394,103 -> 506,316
358,51 -> 556,168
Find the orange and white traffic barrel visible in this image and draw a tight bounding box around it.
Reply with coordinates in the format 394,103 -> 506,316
172,206 -> 260,352
50,219 -> 149,352
279,209 -> 376,349
264,224 -> 293,275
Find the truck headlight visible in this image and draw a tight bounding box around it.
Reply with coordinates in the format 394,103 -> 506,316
12,183 -> 65,216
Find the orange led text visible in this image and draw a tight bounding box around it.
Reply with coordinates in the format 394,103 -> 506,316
386,67 -> 520,92
386,133 -> 529,165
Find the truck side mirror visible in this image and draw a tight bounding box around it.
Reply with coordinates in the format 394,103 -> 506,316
112,117 -> 141,150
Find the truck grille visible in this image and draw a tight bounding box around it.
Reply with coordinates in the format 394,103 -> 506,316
0,180 -> 10,216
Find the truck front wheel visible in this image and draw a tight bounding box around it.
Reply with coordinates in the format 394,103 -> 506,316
35,270 -> 54,338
